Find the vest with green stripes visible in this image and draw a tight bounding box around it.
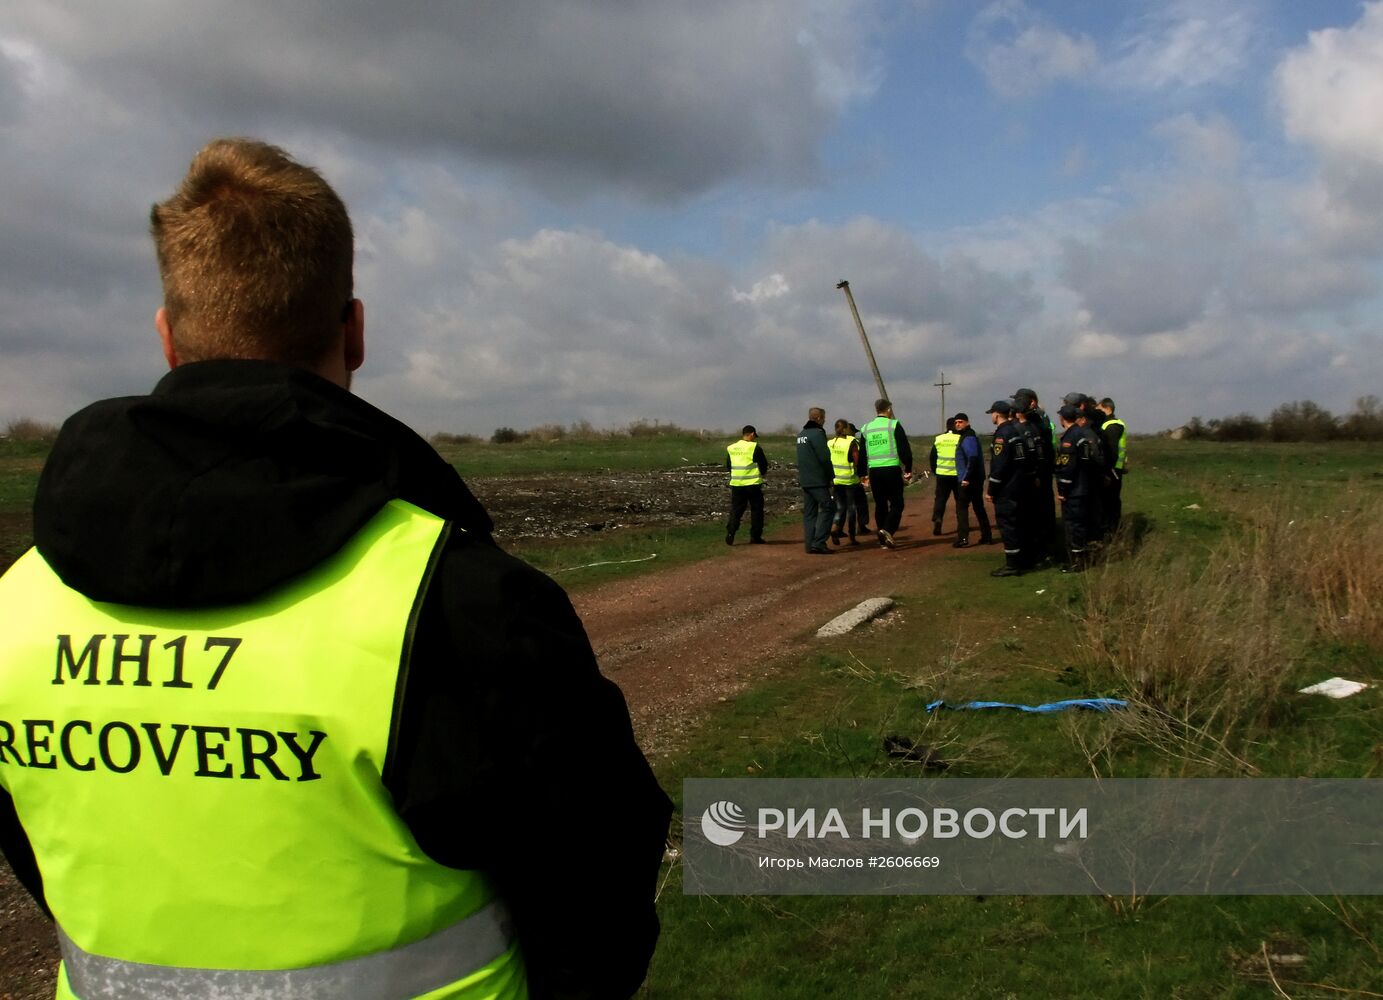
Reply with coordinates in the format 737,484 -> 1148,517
0,500 -> 526,1000
932,431 -> 960,477
826,436 -> 859,486
861,417 -> 900,469
1104,417 -> 1128,470
726,439 -> 762,487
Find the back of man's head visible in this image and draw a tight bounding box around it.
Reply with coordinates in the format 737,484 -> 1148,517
150,138 -> 354,368
874,398 -> 891,415
808,406 -> 825,424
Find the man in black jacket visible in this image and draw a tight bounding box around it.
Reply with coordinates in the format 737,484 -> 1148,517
0,138 -> 671,1000
795,407 -> 836,554
984,400 -> 1028,577
951,413 -> 993,547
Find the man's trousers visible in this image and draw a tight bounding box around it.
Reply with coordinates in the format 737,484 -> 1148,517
727,485 -> 764,542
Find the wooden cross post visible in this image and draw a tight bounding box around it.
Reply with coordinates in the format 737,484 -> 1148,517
934,372 -> 952,430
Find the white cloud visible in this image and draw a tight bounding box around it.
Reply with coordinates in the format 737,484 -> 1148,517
732,274 -> 792,304
1106,0 -> 1256,91
1278,1 -> 1383,166
965,0 -> 1097,99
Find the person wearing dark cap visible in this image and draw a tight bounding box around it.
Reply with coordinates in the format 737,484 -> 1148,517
1068,397 -> 1108,544
984,400 -> 1029,576
1009,398 -> 1047,568
1055,403 -> 1099,571
951,412 -> 992,546
856,398 -> 913,549
725,424 -> 767,545
928,418 -> 962,537
796,406 -> 837,554
1013,388 -> 1059,560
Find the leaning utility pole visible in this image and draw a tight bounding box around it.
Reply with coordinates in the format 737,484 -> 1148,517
835,280 -> 888,402
934,371 -> 952,430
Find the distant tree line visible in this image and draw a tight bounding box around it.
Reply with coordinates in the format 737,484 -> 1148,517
429,419 -> 716,447
1179,396 -> 1383,442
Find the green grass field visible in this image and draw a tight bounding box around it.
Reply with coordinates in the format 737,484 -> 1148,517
643,438 -> 1383,999
2,434 -> 1380,997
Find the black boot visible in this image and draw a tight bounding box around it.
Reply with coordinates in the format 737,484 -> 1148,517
990,552 -> 1024,577
932,519 -> 942,536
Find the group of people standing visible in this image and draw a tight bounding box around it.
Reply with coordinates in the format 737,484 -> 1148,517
724,398 -> 915,553
726,388 -> 1127,576
978,388 -> 1127,576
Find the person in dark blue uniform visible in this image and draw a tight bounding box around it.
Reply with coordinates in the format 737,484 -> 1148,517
1055,403 -> 1099,572
984,400 -> 1028,577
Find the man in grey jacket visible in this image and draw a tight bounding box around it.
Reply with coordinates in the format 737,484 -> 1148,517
796,406 -> 836,554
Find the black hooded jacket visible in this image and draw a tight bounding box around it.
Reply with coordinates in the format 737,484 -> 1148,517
0,360 -> 672,1000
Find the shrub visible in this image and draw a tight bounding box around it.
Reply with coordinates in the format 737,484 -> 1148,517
429,432 -> 481,446
3,418 -> 60,443
490,427 -> 526,444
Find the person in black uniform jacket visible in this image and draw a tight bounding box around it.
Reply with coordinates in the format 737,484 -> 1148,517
1055,404 -> 1099,571
984,400 -> 1029,576
951,413 -> 993,546
0,138 -> 671,1000
1064,392 -> 1107,543
796,406 -> 836,554
1009,402 -> 1046,568
1013,388 -> 1059,560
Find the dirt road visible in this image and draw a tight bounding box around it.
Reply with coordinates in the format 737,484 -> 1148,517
1,479 -> 982,998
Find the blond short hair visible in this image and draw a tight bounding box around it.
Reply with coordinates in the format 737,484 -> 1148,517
150,138 -> 353,366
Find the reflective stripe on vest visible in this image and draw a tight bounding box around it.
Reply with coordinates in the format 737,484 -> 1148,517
1105,417 -> 1127,470
933,432 -> 959,477
727,439 -> 761,486
57,899 -> 515,1000
862,417 -> 900,469
0,500 -> 527,1000
826,436 -> 859,485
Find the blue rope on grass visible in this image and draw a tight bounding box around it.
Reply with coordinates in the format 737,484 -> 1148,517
925,698 -> 1127,714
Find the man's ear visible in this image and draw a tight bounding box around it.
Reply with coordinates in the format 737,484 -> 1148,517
156,307 -> 179,369
344,298 -> 365,372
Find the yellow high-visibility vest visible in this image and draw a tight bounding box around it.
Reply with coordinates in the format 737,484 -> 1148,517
933,431 -> 960,477
827,436 -> 859,485
862,417 -> 900,469
727,439 -> 762,486
1104,418 -> 1128,470
0,500 -> 526,1000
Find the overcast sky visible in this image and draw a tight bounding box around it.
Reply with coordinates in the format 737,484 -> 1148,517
3,0 -> 1381,436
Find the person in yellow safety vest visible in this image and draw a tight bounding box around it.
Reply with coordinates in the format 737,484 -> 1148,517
1097,397 -> 1127,534
827,419 -> 864,545
725,424 -> 767,545
928,418 -> 961,537
0,138 -> 671,1000
855,399 -> 914,549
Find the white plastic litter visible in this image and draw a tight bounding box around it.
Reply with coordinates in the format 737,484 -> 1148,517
816,598 -> 895,638
1297,677 -> 1370,699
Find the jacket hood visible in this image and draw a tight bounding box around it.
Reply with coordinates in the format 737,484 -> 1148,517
34,360 -> 493,608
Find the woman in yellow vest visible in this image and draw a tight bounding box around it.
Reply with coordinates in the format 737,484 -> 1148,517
827,419 -> 864,545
